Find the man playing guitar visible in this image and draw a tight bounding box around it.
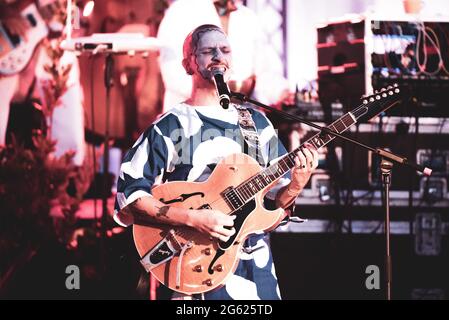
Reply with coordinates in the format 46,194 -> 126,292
114,24 -> 318,300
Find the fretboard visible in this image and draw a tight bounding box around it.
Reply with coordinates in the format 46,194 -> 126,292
225,112 -> 357,207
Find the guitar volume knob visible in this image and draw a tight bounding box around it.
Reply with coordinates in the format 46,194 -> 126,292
215,264 -> 223,272
204,279 -> 213,286
193,265 -> 203,272
204,248 -> 211,255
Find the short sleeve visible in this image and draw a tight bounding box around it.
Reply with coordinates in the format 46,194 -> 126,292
113,125 -> 169,226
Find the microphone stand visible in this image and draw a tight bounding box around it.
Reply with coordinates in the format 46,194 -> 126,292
231,91 -> 431,300
100,53 -> 114,275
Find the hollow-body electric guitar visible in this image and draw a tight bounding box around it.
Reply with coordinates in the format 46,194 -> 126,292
133,86 -> 402,294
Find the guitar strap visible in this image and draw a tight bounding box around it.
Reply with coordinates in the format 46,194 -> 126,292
234,104 -> 265,167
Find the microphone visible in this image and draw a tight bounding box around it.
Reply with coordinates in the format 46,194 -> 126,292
212,69 -> 231,109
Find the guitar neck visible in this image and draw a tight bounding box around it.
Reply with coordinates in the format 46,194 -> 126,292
230,111 -> 358,203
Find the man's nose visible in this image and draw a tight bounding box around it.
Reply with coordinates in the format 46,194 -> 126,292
212,49 -> 225,61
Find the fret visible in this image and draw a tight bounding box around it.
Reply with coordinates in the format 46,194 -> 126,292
340,115 -> 349,128
251,176 -> 262,192
265,169 -> 275,182
280,158 -> 290,171
320,131 -> 332,144
271,163 -> 280,178
277,160 -> 285,176
334,121 -> 345,133
239,175 -> 265,201
286,153 -> 296,167
232,190 -> 243,205
258,176 -> 266,189
327,123 -> 336,134
256,176 -> 264,189
348,111 -> 357,123
241,184 -> 249,196
305,112 -> 357,153
261,171 -> 272,184
248,177 -> 260,191
343,113 -> 356,127
254,176 -> 264,189
309,139 -> 320,150
312,136 -> 324,148
239,185 -> 251,201
243,183 -> 253,199
235,186 -> 246,202
265,166 -> 273,177
234,188 -> 246,204
326,125 -> 335,140
248,180 -> 257,193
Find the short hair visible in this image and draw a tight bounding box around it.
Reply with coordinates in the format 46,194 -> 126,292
182,24 -> 225,60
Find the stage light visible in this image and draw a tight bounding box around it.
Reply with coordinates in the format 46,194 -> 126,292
83,1 -> 94,17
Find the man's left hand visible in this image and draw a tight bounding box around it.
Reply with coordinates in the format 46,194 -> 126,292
289,143 -> 319,192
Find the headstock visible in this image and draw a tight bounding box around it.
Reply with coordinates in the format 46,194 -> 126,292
352,84 -> 402,121
361,84 -> 401,105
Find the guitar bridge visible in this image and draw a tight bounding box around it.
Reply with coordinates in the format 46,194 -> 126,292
139,229 -> 181,272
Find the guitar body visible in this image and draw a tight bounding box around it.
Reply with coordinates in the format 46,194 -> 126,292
133,153 -> 285,295
0,3 -> 48,76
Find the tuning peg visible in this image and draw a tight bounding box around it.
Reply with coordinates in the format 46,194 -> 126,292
369,97 -> 375,102
389,91 -> 394,95
376,95 -> 381,100
382,93 -> 387,98
394,88 -> 400,93
393,83 -> 399,87
387,85 -> 393,89
381,87 -> 386,92
363,99 -> 368,104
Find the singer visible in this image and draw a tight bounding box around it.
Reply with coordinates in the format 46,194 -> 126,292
114,24 -> 318,300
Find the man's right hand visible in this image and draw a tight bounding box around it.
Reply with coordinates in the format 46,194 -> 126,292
189,209 -> 236,242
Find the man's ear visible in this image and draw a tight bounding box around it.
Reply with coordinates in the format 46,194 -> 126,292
182,58 -> 193,75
